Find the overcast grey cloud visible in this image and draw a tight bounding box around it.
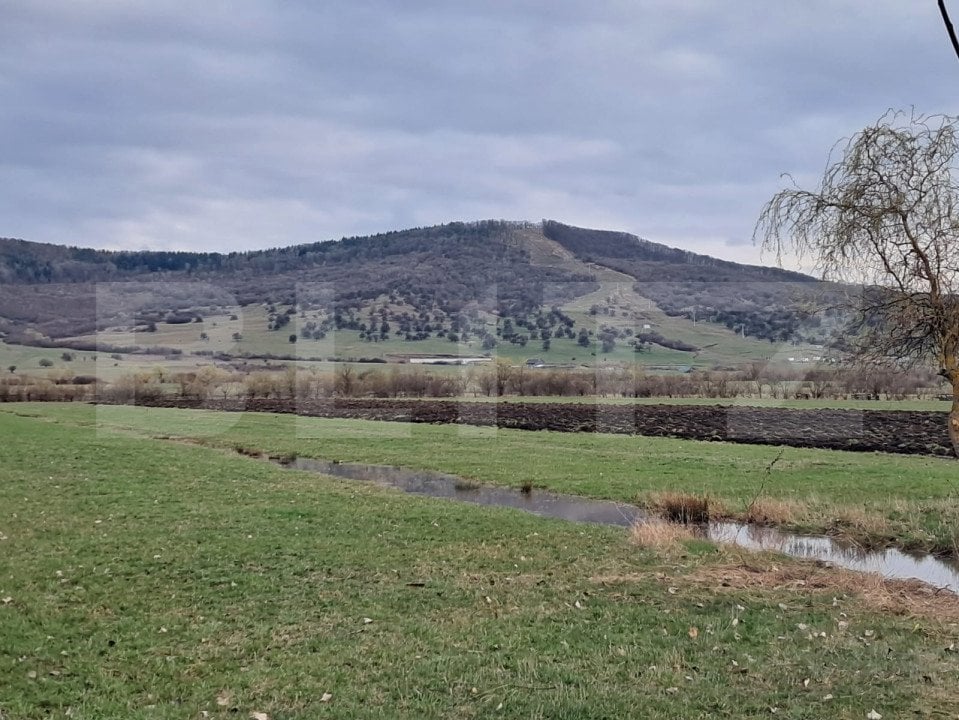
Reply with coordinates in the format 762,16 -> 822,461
1,1 -> 957,265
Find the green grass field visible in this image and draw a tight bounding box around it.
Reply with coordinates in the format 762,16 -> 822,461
59,295 -> 811,369
68,403 -> 959,553
0,341 -> 225,383
0,342 -> 100,375
1,403 -> 957,718
69,305 -> 703,367
560,280 -> 803,367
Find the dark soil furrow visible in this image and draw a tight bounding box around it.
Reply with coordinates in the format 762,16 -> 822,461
98,397 -> 956,458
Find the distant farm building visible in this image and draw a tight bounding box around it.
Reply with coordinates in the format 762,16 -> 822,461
385,354 -> 491,365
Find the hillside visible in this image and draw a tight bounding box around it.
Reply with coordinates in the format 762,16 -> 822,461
541,221 -> 821,342
0,220 -> 826,367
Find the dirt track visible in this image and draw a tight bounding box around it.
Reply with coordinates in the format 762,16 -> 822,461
117,397 -> 956,457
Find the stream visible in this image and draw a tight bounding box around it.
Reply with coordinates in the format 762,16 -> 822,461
284,456 -> 959,594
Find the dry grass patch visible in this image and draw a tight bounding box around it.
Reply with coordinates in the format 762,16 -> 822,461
827,506 -> 892,539
629,520 -> 695,549
643,491 -> 721,523
592,555 -> 959,622
685,553 -> 959,622
741,497 -> 806,525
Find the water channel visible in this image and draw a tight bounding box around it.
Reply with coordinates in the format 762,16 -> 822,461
284,456 -> 959,594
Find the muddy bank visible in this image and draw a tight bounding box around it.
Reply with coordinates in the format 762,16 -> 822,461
104,396 -> 955,457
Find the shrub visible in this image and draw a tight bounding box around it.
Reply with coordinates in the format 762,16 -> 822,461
645,492 -> 717,524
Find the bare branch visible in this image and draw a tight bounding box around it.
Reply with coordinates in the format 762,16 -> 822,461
755,110 -> 959,456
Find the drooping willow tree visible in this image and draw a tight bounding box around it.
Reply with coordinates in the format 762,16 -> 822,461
755,111 -> 959,456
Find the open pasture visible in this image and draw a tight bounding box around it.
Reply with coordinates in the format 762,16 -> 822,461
1,403 -> 958,718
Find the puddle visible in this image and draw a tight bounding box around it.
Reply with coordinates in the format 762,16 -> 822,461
285,456 -> 959,594
288,457 -> 646,527
708,522 -> 959,593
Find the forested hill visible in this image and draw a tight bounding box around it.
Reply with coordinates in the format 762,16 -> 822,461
540,220 -> 810,283
0,220 -> 820,344
0,220 -> 810,285
0,237 -> 226,283
0,221 -> 549,284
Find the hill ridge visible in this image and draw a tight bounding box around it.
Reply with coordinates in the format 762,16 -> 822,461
0,219 -> 812,284
0,220 -> 826,361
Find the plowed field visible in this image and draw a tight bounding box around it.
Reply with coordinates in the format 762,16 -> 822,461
117,397 -> 955,457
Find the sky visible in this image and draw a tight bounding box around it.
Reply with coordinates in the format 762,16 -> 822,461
2,1 -> 958,267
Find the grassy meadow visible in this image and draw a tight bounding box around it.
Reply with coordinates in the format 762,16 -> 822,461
15,402 -> 956,554
67,304 -> 703,367
0,341 -> 223,384
1,403 -> 958,718
56,291 -> 828,369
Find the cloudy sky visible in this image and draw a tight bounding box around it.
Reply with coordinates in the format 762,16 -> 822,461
2,1 -> 958,265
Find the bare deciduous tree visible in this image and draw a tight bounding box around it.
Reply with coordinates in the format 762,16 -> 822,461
755,111 -> 959,456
